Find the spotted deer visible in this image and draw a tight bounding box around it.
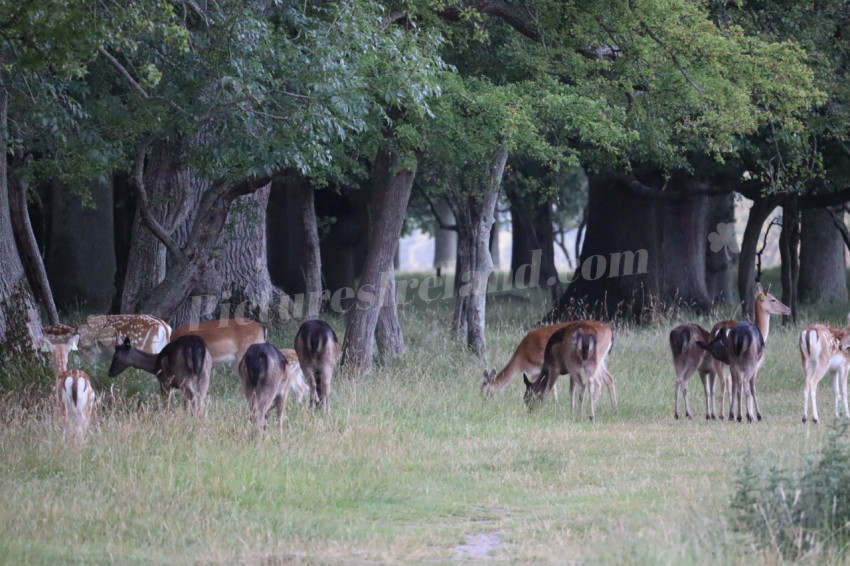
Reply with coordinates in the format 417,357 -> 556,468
523,320 -> 616,420
481,323 -> 572,400
294,320 -> 339,413
77,314 -> 171,359
800,312 -> 850,423
279,348 -> 310,403
239,343 -> 290,431
108,335 -> 211,417
41,335 -> 96,442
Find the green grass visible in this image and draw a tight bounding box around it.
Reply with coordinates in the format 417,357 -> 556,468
2,281 -> 850,564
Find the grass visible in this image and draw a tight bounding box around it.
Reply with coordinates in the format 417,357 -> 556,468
2,277 -> 850,564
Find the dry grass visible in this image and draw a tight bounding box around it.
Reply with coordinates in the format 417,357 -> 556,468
1,282 -> 849,564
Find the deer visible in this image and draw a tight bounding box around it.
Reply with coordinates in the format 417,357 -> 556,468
108,335 -> 211,417
41,335 -> 96,442
76,314 -> 172,359
800,312 -> 850,423
724,282 -> 791,422
239,343 -> 291,431
481,323 -> 573,400
170,318 -> 265,377
294,320 -> 339,414
522,320 -> 616,421
671,319 -> 735,420
279,348 -> 310,403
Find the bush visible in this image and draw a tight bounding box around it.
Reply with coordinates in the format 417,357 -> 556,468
730,422 -> 850,561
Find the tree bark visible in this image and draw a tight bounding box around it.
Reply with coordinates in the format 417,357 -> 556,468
8,168 -> 58,324
296,179 -> 324,319
557,171 -> 715,319
798,207 -> 848,304
737,195 -> 780,320
432,198 -> 456,276
704,192 -> 736,304
506,184 -> 562,302
0,83 -> 43,361
778,196 -> 800,323
341,149 -> 415,369
449,148 -> 508,356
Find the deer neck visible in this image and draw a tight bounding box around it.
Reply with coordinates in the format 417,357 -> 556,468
127,349 -> 159,375
754,302 -> 771,343
50,351 -> 68,376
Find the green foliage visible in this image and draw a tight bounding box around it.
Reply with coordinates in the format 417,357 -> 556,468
730,422 -> 850,560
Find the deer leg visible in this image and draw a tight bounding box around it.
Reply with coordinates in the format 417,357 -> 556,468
587,376 -> 596,422
576,380 -> 586,419
750,377 -> 763,421
700,371 -> 712,420
674,379 -> 682,420
600,367 -> 617,410
841,367 -> 850,418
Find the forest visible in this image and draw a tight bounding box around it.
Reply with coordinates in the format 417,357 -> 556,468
7,2 -> 850,563
1,0 -> 849,368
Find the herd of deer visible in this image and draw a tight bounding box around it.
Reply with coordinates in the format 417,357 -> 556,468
482,282 -> 850,425
37,281 -> 850,441
40,315 -> 339,441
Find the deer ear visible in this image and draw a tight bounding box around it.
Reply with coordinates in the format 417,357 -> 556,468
40,342 -> 49,352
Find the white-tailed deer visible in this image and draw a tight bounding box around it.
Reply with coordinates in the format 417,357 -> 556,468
481,323 -> 572,399
279,348 -> 310,403
671,319 -> 735,420
77,314 -> 172,358
239,343 -> 290,431
108,335 -> 211,417
41,335 -> 95,442
523,320 -> 616,420
294,320 -> 339,413
171,318 -> 265,376
800,313 -> 850,423
725,282 -> 791,422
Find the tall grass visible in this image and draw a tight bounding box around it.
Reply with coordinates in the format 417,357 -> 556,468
1,279 -> 848,564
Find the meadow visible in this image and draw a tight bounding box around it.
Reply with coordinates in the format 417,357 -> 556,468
1,275 -> 849,565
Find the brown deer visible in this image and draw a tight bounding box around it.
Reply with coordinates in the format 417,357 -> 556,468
41,335 -> 96,442
523,321 -> 616,420
725,283 -> 791,422
671,319 -> 735,420
108,335 -> 211,417
171,318 -> 265,377
481,323 -> 572,399
239,343 -> 290,431
800,313 -> 850,423
294,320 -> 339,413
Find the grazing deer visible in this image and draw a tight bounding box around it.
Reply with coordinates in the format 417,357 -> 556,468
108,335 -> 211,417
77,314 -> 172,358
294,320 -> 339,413
42,335 -> 95,442
800,313 -> 850,423
279,348 -> 310,403
481,323 -> 572,399
523,321 -> 616,420
671,319 -> 735,420
171,318 -> 265,376
239,343 -> 290,431
725,283 -> 791,422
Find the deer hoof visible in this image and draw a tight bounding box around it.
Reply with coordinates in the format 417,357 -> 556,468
737,415 -> 742,422
802,416 -> 807,423
674,413 -> 679,420
756,413 -> 762,421
813,418 -> 819,424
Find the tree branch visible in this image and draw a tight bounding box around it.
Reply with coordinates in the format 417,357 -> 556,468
419,188 -> 458,232
132,143 -> 187,262
97,46 -> 152,100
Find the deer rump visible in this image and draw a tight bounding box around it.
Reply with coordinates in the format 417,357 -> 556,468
239,343 -> 289,430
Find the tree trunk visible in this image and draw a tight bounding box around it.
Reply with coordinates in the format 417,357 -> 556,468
738,195 -> 780,320
432,198 -> 456,276
704,192 -> 736,305
798,207 -> 848,304
120,140 -> 185,314
341,149 -> 414,369
557,171 -> 714,319
296,180 -> 324,319
449,148 -> 508,356
0,83 -> 43,362
778,196 -> 800,323
8,168 -> 58,324
506,185 -> 562,303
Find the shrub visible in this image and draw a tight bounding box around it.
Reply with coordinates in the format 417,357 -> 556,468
730,422 -> 850,561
